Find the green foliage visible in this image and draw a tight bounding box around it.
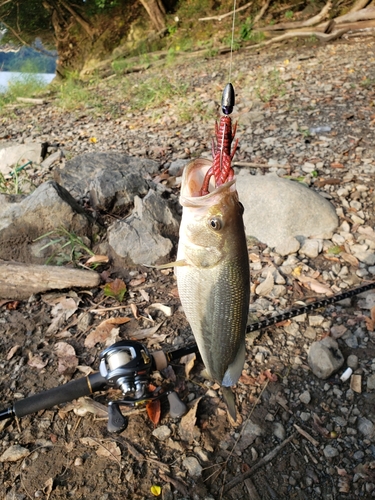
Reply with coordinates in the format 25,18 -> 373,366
0,72 -> 47,108
125,75 -> 189,110
34,227 -> 94,266
55,73 -> 102,111
0,165 -> 36,195
285,10 -> 294,20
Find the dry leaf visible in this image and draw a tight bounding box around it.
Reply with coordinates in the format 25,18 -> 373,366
103,278 -> 127,302
179,397 -> 202,443
6,301 -> 19,310
130,322 -> 164,340
54,342 -> 78,375
7,344 -> 20,361
43,477 -> 53,499
139,289 -> 150,302
96,441 -> 121,460
46,297 -> 79,335
28,354 -> 48,370
297,275 -> 333,295
129,276 -> 146,287
239,371 -> 257,385
85,317 -> 131,347
130,303 -> 140,319
85,255 -> 109,265
341,252 -> 359,267
146,399 -> 161,427
180,353 -> 196,378
105,327 -> 121,346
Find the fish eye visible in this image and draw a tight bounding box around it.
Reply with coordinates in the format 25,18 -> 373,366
209,217 -> 222,231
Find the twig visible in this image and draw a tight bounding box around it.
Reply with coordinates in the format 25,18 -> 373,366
233,161 -> 271,168
293,423 -> 319,447
244,478 -> 262,499
199,1 -> 253,21
160,472 -> 189,497
223,432 -> 297,494
253,0 -> 271,25
244,27 -> 349,51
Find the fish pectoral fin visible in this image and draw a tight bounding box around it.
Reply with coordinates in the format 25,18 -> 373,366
221,341 -> 246,387
221,386 -> 237,423
142,260 -> 188,269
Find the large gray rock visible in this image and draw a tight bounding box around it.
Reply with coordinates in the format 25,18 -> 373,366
0,142 -> 41,175
54,152 -> 160,210
107,189 -> 179,266
236,172 -> 338,248
0,181 -> 96,263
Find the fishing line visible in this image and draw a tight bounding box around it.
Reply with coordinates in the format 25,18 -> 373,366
228,0 -> 237,84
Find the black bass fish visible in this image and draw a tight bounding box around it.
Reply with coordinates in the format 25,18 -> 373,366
175,158 -> 250,420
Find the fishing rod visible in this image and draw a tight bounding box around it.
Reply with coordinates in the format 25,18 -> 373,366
1,280 -> 374,431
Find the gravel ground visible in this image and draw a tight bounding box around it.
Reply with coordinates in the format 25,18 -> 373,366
1,35 -> 375,499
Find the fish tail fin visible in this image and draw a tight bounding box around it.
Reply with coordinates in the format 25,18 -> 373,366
221,386 -> 237,423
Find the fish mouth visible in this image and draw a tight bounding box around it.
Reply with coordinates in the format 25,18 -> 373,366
180,158 -> 236,207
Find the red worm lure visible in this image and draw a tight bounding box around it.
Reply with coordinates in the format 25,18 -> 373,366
200,83 -> 238,195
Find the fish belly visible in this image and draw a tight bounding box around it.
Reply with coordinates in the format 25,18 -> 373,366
176,258 -> 249,386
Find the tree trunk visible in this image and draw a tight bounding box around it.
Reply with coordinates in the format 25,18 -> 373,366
139,0 -> 166,31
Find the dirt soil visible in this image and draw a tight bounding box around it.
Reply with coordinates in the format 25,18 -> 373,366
2,35 -> 375,500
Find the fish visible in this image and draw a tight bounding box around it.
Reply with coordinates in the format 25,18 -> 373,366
175,158 -> 250,421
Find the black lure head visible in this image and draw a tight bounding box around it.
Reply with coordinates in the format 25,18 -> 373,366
222,82 -> 235,115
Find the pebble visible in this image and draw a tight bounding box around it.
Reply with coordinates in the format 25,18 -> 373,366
308,315 -> 325,327
0,445 -> 29,462
182,456 -> 202,477
273,422 -> 286,440
308,337 -> 344,379
299,390 -> 311,404
323,445 -> 339,458
358,417 -> 374,438
367,374 -> 375,390
347,354 -> 359,370
152,425 -> 171,441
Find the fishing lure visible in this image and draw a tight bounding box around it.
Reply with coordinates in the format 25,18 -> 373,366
199,83 -> 238,195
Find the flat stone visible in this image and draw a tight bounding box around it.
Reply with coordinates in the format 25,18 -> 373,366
236,172 -> 338,248
347,354 -> 359,370
275,237 -> 300,256
273,422 -> 286,440
323,445 -> 339,458
182,456 -> 202,477
299,239 -> 322,259
358,417 -> 374,438
299,390 -> 311,404
308,337 -> 344,379
367,374 -> 375,391
0,444 -> 29,462
152,425 -> 171,441
0,142 -> 41,175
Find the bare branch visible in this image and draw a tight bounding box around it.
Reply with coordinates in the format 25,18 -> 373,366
199,1 -> 253,22
349,0 -> 372,13
261,0 -> 332,31
334,6 -> 375,24
253,0 -> 271,25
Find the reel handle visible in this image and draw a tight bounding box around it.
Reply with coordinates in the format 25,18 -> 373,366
0,372 -> 106,421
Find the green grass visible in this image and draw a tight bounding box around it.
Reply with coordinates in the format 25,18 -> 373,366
55,73 -> 103,111
0,167 -> 35,195
254,68 -> 286,102
34,227 -> 95,266
0,73 -> 47,107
